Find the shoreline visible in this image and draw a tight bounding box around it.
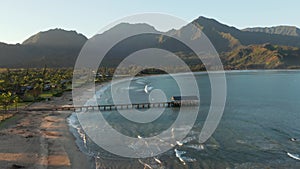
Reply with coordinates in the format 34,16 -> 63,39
1,69 -> 298,168
0,91 -> 94,169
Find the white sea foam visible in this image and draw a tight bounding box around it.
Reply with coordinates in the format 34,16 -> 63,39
154,157 -> 162,164
138,158 -> 164,169
186,144 -> 205,151
136,80 -> 148,85
138,159 -> 153,169
174,149 -> 196,165
67,113 -> 88,149
174,149 -> 186,165
181,135 -> 197,144
176,141 -> 183,146
144,84 -> 153,94
287,152 -> 300,161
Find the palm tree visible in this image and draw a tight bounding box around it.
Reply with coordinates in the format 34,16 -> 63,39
0,92 -> 17,112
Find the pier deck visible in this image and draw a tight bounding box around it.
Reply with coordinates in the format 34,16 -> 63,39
25,96 -> 199,112
25,101 -> 198,112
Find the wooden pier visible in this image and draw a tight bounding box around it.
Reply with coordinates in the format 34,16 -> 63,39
25,96 -> 199,112
73,102 -> 176,112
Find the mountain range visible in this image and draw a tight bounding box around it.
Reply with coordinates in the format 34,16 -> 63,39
243,26 -> 300,37
1,16 -> 300,69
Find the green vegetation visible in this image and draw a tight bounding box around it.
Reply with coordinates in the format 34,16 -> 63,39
0,66 -> 117,111
0,102 -> 29,111
222,44 -> 300,69
0,92 -> 18,111
0,67 -> 73,111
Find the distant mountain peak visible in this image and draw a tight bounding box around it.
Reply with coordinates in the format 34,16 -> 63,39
243,26 -> 300,37
100,22 -> 159,36
195,16 -> 219,22
22,28 -> 87,48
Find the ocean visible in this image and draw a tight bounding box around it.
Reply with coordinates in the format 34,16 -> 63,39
68,70 -> 300,169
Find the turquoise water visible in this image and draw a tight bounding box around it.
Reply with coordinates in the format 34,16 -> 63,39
69,70 -> 300,169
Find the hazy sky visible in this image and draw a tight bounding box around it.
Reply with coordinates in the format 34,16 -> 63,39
1,0 -> 299,44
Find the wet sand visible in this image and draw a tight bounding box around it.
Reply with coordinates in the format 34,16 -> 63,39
0,92 -> 93,169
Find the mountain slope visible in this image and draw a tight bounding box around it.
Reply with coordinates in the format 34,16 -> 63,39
223,44 -> 300,69
22,28 -> 87,48
243,26 -> 300,37
0,29 -> 87,67
0,17 -> 300,69
83,20 -> 300,70
191,17 -> 300,52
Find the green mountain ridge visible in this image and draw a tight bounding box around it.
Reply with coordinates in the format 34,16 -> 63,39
0,16 -> 300,69
222,44 -> 300,69
192,17 -> 300,52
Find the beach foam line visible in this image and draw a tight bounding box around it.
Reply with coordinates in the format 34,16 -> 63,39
287,152 -> 300,161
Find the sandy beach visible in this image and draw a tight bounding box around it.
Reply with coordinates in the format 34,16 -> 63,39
0,92 -> 93,169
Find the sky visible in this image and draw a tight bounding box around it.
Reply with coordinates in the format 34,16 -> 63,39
1,0 -> 299,44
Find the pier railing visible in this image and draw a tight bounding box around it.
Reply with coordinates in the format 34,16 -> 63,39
25,101 -> 199,112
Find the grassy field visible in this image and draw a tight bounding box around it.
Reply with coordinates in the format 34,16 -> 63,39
39,93 -> 53,98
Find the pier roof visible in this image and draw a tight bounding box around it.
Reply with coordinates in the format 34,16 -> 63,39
171,96 -> 199,101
